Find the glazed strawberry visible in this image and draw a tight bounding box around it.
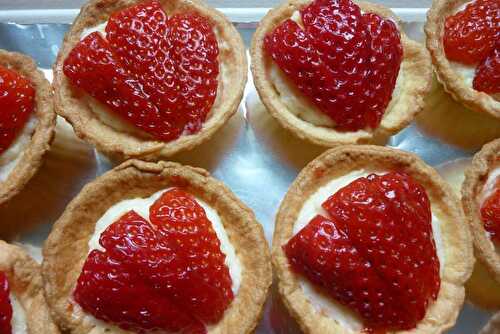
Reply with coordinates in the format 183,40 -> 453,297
285,172 -> 440,331
284,215 -> 400,327
443,0 -> 499,65
149,188 -> 234,323
0,271 -> 12,334
474,45 -> 500,94
0,66 -> 35,154
74,188 -> 233,333
63,33 -> 176,140
481,179 -> 500,243
64,0 -> 219,141
264,0 -> 402,131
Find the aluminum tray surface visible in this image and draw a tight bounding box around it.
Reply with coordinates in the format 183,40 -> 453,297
0,8 -> 497,334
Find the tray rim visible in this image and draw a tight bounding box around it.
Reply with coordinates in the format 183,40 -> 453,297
0,7 -> 428,24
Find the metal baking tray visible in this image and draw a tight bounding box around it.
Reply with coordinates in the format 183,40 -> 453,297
0,7 -> 497,333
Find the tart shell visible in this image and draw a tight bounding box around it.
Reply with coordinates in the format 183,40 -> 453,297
42,159 -> 272,334
0,50 -> 56,206
251,0 -> 432,146
425,0 -> 500,119
53,0 -> 247,160
273,145 -> 473,334
480,312 -> 500,334
462,139 -> 500,284
0,241 -> 60,334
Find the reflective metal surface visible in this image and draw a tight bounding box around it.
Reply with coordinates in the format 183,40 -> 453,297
0,18 -> 497,333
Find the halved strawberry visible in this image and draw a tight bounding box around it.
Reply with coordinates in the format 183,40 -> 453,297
149,188 -> 233,323
64,0 -> 219,141
0,66 -> 35,154
63,32 -> 177,140
0,271 -> 12,334
481,179 -> 500,243
474,45 -> 500,94
284,215 -> 400,327
444,0 -> 499,65
74,188 -> 233,333
264,0 -> 402,131
285,172 -> 440,331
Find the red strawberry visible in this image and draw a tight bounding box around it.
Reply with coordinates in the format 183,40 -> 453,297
64,0 -> 219,141
74,188 -> 233,333
0,66 -> 35,154
285,172 -> 440,331
481,179 -> 500,242
0,272 -> 12,334
75,248 -> 204,333
474,45 -> 500,94
444,0 -> 499,65
264,0 -> 402,131
284,215 -> 400,327
63,32 -> 177,140
149,188 -> 233,323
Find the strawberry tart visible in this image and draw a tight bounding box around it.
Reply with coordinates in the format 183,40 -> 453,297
54,0 -> 246,160
426,0 -> 499,118
273,145 -> 473,333
0,50 -> 55,205
42,160 -> 272,334
252,0 -> 432,145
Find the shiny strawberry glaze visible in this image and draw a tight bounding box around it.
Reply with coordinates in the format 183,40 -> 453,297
443,0 -> 499,94
74,188 -> 233,333
444,0 -> 499,65
264,0 -> 402,131
474,45 -> 500,94
63,1 -> 219,142
284,172 -> 440,332
0,66 -> 35,155
0,271 -> 12,334
481,178 -> 500,243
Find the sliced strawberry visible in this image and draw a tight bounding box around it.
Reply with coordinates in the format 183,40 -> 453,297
362,13 -> 403,127
75,248 -> 203,333
149,188 -> 233,323
474,45 -> 500,94
63,32 -> 178,140
444,0 -> 499,65
481,179 -> 500,242
65,1 -> 219,141
166,13 -> 219,134
0,66 -> 35,154
285,172 -> 440,331
75,189 -> 234,333
284,215 -> 400,326
264,0 -> 402,131
322,172 -> 439,329
0,272 -> 12,334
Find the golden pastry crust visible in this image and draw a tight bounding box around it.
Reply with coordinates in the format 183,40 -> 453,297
251,0 -> 432,146
42,160 -> 272,334
480,312 -> 500,334
425,0 -> 500,119
0,241 -> 60,334
462,139 -> 500,284
0,50 -> 56,205
273,145 -> 473,334
53,0 -> 247,160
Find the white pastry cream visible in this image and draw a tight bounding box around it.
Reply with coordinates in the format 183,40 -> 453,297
267,11 -> 403,129
0,115 -> 37,182
291,170 -> 445,332
79,17 -> 228,137
10,293 -> 27,334
480,165 -> 500,204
